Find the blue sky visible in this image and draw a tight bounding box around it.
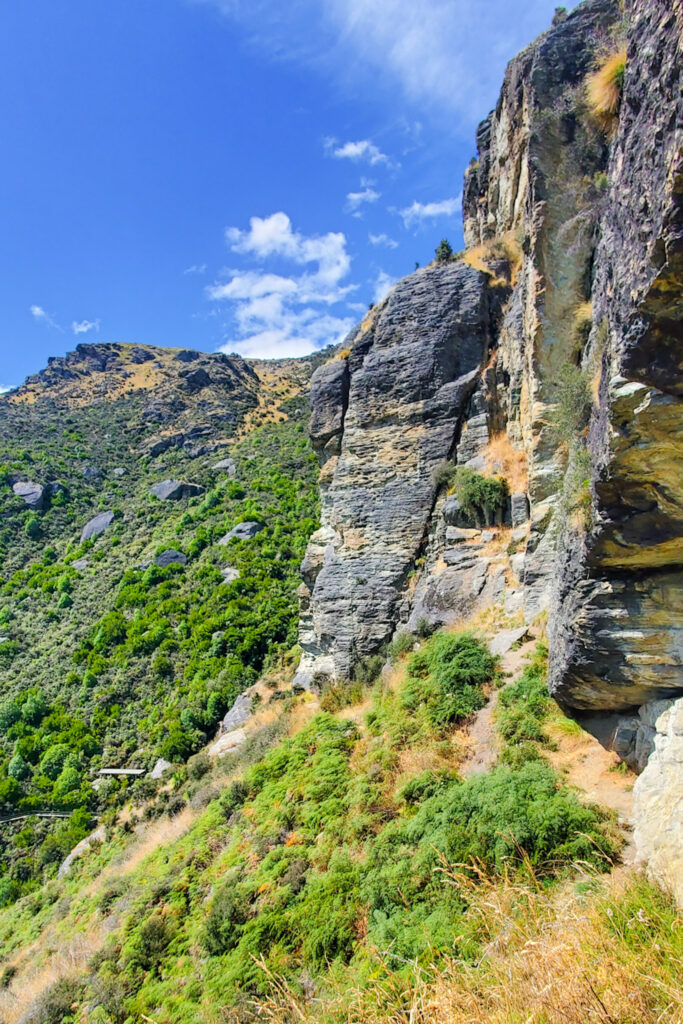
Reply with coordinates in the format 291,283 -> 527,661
0,0 -> 575,387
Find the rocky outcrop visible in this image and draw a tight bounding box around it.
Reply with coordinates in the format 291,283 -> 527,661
295,262 -> 493,687
294,1 -> 682,898
633,697 -> 683,906
150,479 -> 204,501
548,0 -> 683,709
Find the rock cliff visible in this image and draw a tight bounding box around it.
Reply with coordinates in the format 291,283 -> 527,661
295,0 -> 682,899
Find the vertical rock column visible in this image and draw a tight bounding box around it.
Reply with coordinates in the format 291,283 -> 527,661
294,263 -> 491,688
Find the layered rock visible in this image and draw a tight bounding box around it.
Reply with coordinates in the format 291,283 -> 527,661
548,0 -> 683,710
296,0 -> 681,715
294,263 -> 492,687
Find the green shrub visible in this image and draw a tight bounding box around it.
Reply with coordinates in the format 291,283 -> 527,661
398,768 -> 454,805
203,879 -> 251,955
435,238 -> 454,262
219,778 -> 251,816
388,631 -> 415,659
351,654 -> 385,685
20,976 -> 82,1024
134,912 -> 176,971
497,643 -> 551,747
402,631 -> 495,729
550,364 -> 592,448
450,468 -> 508,527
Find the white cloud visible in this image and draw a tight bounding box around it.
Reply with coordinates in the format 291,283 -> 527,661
399,195 -> 461,228
345,187 -> 380,213
0,385 -> 15,394
192,0 -> 569,122
225,212 -> 351,301
326,138 -> 390,166
208,212 -> 357,359
183,263 -> 207,275
30,304 -> 63,331
373,270 -> 397,305
72,318 -> 100,336
369,232 -> 399,249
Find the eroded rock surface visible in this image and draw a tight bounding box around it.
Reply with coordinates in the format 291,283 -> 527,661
633,697 -> 683,906
294,262 -> 492,687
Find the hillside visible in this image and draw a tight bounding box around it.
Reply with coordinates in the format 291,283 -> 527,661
0,0 -> 681,1022
0,343 -> 326,902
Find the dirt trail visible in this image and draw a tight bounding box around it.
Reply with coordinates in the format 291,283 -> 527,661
546,724 -> 636,862
461,639 -> 538,778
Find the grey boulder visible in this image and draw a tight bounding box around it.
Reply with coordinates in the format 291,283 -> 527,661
150,479 -> 204,501
220,566 -> 240,583
218,521 -> 263,543
154,549 -> 187,568
81,511 -> 114,542
489,626 -> 529,657
13,481 -> 44,509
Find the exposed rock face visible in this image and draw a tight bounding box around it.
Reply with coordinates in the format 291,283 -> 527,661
633,697 -> 683,906
81,510 -> 114,542
219,692 -> 253,734
547,0 -> 683,711
295,0 -> 682,890
150,479 -> 204,501
295,262 -> 492,687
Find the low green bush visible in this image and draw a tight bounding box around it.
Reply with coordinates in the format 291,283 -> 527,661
402,631 -> 496,729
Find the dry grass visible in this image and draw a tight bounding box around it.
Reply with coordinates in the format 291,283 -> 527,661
587,50 -> 627,126
483,431 -> 528,493
254,867 -> 683,1024
462,232 -> 523,286
574,300 -> 593,347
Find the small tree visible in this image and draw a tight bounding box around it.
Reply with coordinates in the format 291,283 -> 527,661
435,238 -> 453,262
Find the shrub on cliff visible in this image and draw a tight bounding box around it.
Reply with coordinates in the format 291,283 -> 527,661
435,238 -> 454,262
450,467 -> 508,527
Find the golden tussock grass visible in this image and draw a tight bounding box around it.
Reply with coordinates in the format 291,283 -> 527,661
253,867 -> 683,1024
483,431 -> 528,493
462,232 -> 523,286
587,50 -> 627,124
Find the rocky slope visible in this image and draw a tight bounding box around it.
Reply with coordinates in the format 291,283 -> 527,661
295,0 -> 682,900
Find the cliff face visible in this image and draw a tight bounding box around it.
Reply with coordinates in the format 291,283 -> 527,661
548,0 -> 683,710
295,264 -> 493,687
295,0 -> 682,894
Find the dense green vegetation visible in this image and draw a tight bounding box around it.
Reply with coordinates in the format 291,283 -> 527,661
0,632 -> 622,1023
0,379 -> 320,903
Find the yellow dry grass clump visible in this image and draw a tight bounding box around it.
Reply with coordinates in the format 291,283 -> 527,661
255,868 -> 683,1024
462,231 -> 523,286
587,50 -> 627,124
483,431 -> 528,493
